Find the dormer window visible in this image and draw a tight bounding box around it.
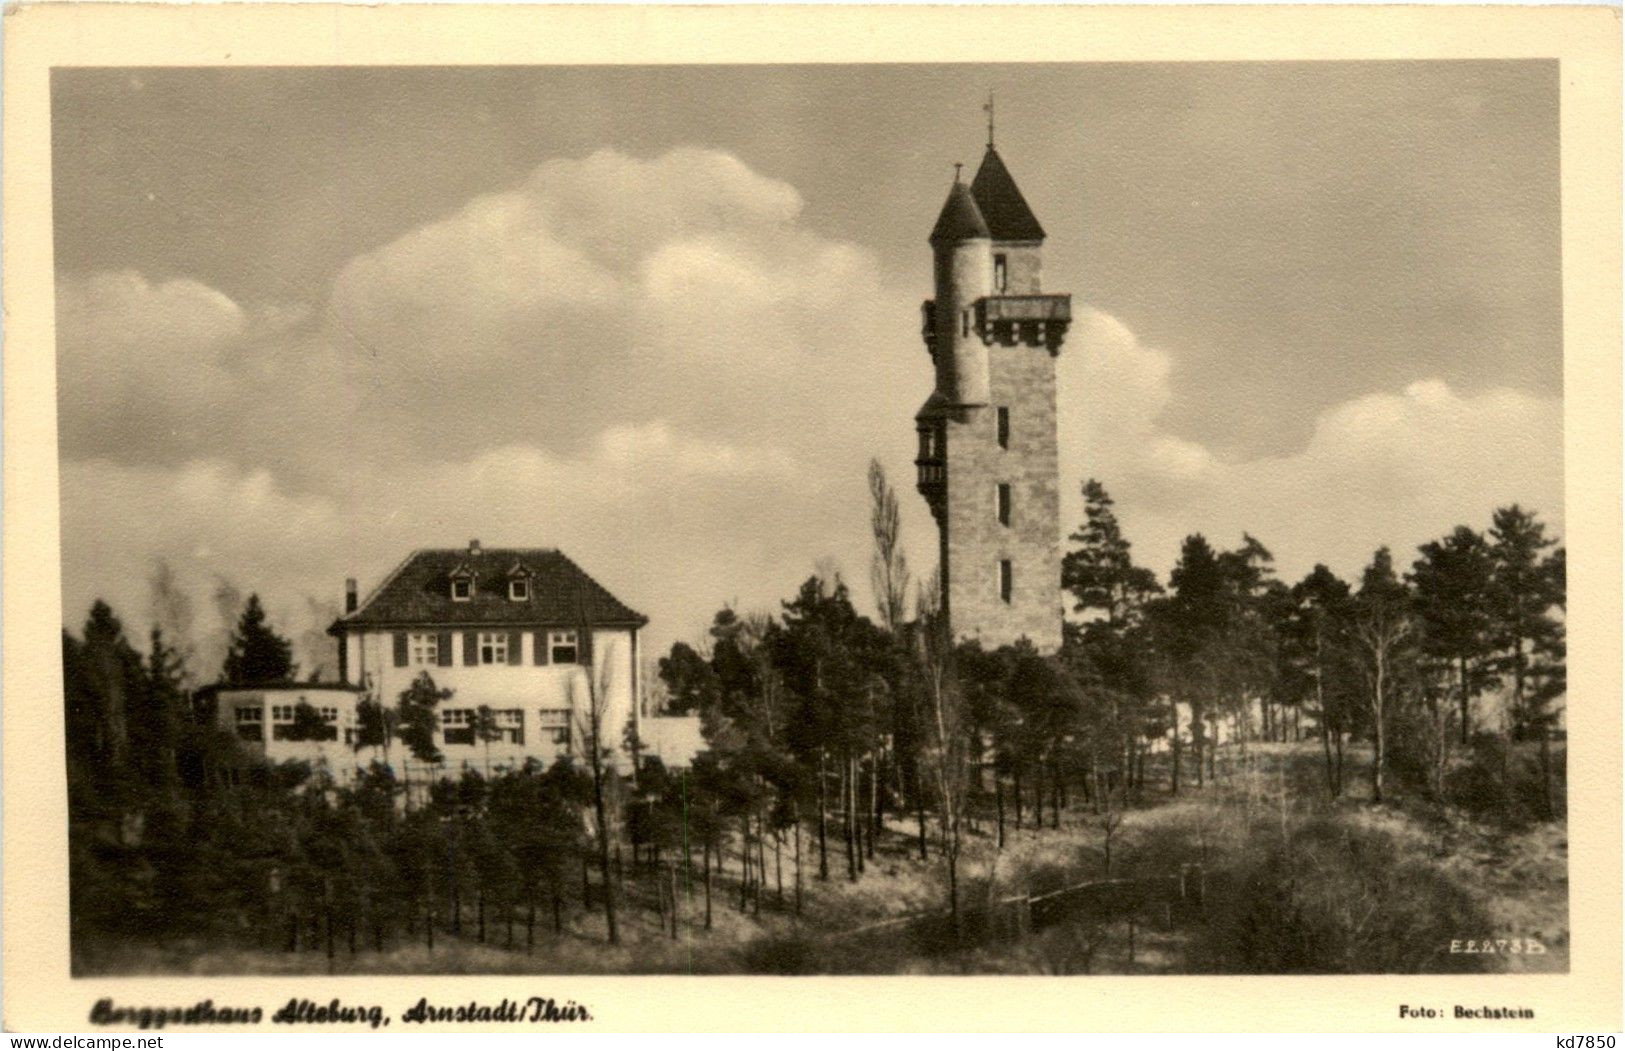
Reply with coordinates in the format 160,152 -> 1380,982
451,577 -> 473,601
506,561 -> 534,602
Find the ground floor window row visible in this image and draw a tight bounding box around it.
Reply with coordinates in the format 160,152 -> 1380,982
235,703 -> 573,749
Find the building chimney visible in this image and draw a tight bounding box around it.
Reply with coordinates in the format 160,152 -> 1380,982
469,538 -> 482,557
345,577 -> 358,613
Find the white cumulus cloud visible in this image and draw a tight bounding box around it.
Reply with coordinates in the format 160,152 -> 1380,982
55,150 -> 1563,665
1058,307 -> 1564,583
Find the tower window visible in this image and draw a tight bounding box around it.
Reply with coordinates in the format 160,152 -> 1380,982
994,254 -> 1008,293
999,560 -> 1013,603
961,310 -> 970,337
997,483 -> 1011,526
996,407 -> 1010,449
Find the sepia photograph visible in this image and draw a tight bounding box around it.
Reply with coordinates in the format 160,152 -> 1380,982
3,3 -> 1620,1033
46,58 -> 1574,979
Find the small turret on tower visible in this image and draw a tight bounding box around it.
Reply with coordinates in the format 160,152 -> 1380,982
927,176 -> 994,409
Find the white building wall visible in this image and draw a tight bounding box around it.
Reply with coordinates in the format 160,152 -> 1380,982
346,626 -> 640,774
641,715 -> 706,770
213,686 -> 367,774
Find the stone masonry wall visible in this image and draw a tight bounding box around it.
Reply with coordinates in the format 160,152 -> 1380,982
942,336 -> 1063,653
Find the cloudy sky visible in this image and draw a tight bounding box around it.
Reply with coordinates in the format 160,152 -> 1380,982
52,62 -> 1562,677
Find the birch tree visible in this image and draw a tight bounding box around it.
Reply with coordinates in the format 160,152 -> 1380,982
571,616 -> 621,945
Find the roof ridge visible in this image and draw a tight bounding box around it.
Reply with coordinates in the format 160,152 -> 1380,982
412,547 -> 561,563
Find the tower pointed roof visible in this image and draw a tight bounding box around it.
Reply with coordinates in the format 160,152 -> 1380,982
970,146 -> 1045,241
929,179 -> 991,244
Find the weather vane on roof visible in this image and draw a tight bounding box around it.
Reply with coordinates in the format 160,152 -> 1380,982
984,91 -> 995,148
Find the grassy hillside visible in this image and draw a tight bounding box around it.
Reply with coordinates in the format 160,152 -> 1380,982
74,740 -> 1566,976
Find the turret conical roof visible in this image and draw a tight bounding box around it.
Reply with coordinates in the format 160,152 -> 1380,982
929,180 -> 991,244
970,146 -> 1045,241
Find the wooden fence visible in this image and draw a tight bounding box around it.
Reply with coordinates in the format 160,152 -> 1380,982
827,864 -> 1209,952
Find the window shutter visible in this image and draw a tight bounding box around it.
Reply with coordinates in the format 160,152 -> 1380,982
436,632 -> 453,667
463,631 -> 479,666
392,632 -> 408,667
508,632 -> 523,666
534,631 -> 549,666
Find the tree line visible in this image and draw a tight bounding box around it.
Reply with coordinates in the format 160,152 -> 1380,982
648,469 -> 1567,931
63,466 -> 1566,960
65,594 -> 623,960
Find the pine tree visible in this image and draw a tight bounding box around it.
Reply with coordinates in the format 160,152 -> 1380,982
397,671 -> 452,767
1216,534 -> 1283,753
772,576 -> 888,883
1148,534 -> 1230,788
1059,480 -> 1163,806
1351,547 -> 1416,804
657,642 -> 720,716
77,601 -> 147,771
134,628 -> 189,790
1062,479 -> 1161,627
221,594 -> 295,685
1528,545 -> 1567,817
1285,565 -> 1353,796
1409,527 -> 1496,744
1486,506 -> 1565,817
1486,506 -> 1563,741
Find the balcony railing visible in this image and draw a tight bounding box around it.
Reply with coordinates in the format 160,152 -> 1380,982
976,294 -> 1072,352
978,294 -> 1072,322
921,295 -> 1073,353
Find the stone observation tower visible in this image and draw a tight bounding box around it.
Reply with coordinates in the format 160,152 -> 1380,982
914,122 -> 1070,653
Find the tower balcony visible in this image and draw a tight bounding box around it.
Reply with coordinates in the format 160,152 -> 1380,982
975,294 -> 1071,353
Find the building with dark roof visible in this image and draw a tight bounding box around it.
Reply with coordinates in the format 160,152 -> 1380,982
325,540 -> 651,772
